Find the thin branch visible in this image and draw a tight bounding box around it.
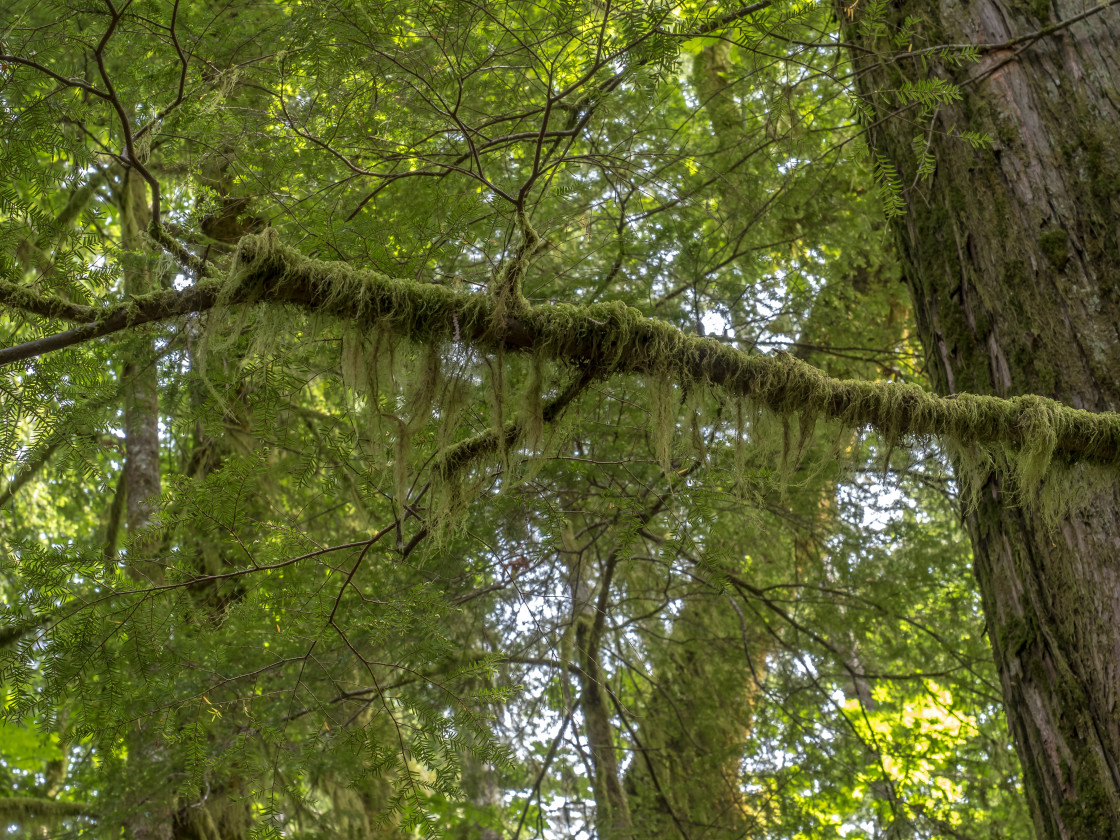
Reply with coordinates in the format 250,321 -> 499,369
0,54 -> 112,100
93,0 -> 164,224
0,277 -> 223,366
0,439 -> 62,509
326,523 -> 396,626
512,706 -> 574,840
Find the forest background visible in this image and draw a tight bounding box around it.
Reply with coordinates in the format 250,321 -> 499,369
1,1 -> 1119,839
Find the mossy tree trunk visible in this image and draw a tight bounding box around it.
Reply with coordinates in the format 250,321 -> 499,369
120,169 -> 162,580
844,3 -> 1120,837
623,587 -> 762,839
117,167 -> 175,840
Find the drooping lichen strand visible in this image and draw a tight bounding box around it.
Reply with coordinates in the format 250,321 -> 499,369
733,397 -> 747,487
392,415 -> 411,513
197,230 -> 1120,488
687,387 -> 708,465
407,344 -> 442,432
432,365 -> 596,483
522,354 -> 545,452
648,372 -> 674,473
339,328 -> 366,394
490,348 -> 510,483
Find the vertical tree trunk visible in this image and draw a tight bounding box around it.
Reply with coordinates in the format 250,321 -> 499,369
844,3 -> 1120,837
576,613 -> 633,840
561,517 -> 633,840
120,169 -> 162,574
624,588 -> 761,840
119,168 -> 172,840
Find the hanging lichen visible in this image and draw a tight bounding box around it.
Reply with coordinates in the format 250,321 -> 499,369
687,386 -> 708,465
648,371 -> 674,474
489,349 -> 509,484
406,343 -> 442,433
15,227 -> 1120,522
521,353 -> 545,454
734,395 -> 747,489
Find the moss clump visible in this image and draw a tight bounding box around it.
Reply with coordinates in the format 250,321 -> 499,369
1013,395 -> 1059,494
1028,0 -> 1053,22
1039,228 -> 1069,270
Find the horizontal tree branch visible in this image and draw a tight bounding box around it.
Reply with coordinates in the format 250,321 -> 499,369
0,796 -> 92,819
0,279 -> 96,324
0,54 -> 112,101
0,279 -> 224,366
3,229 -> 1119,470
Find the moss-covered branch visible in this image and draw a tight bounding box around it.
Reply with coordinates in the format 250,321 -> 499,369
4,229 -> 1120,472
0,796 -> 92,819
0,278 -> 96,324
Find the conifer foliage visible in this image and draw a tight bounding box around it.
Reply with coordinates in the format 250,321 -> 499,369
0,0 -> 1109,837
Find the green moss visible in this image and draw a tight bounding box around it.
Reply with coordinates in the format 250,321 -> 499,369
1060,756 -> 1120,838
1039,228 -> 1069,270
999,613 -> 1035,658
225,229 -> 1120,516
1028,0 -> 1053,23
1084,129 -> 1120,203
1054,705 -> 1120,837
0,278 -> 94,323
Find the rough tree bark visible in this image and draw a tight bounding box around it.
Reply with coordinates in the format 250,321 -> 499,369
844,2 -> 1120,836
119,168 -> 172,840
120,169 -> 162,578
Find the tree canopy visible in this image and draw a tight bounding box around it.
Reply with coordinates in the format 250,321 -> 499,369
1,1 -> 1114,838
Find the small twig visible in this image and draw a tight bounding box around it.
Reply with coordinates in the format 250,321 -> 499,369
326,524 -> 396,626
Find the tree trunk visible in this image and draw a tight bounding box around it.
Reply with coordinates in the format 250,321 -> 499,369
119,168 -> 172,840
844,3 -> 1120,837
120,168 -> 162,578
624,587 -> 761,840
575,613 -> 632,840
